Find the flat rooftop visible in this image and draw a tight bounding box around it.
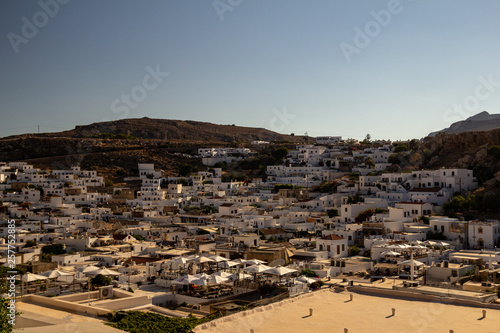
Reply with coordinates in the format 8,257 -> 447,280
195,289 -> 500,333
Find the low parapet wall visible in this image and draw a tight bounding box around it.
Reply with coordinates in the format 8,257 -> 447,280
19,294 -> 112,316
350,285 -> 500,310
195,289 -> 325,331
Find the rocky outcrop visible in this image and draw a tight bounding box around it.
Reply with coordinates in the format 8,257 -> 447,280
428,111 -> 500,136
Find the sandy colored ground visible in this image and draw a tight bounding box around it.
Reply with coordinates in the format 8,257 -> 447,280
15,301 -> 123,333
195,289 -> 500,333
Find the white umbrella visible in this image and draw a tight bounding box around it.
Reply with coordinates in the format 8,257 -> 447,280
41,269 -> 74,282
172,275 -> 197,285
244,259 -> 266,266
191,278 -> 211,286
399,260 -> 425,267
22,273 -> 48,282
86,268 -> 121,276
230,258 -> 246,265
209,255 -> 229,263
381,251 -> 401,257
170,257 -> 190,264
79,265 -> 101,273
193,273 -> 210,279
243,264 -> 272,274
208,275 -> 230,285
262,266 -> 298,276
189,256 -> 214,264
41,269 -> 73,279
228,272 -> 252,281
435,241 -> 450,247
219,260 -> 238,268
297,276 -> 317,284
212,271 -> 232,278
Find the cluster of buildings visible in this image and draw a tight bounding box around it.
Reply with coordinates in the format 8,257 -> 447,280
1,141 -> 500,317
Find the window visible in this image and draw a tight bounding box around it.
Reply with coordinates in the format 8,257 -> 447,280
342,244 -> 345,251
478,227 -> 483,234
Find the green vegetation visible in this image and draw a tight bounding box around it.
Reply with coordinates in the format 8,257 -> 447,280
355,209 -> 374,223
348,245 -> 361,256
133,234 -> 145,241
426,231 -> 447,240
443,193 -> 500,217
41,244 -> 65,262
419,216 -> 430,224
302,268 -> 316,277
1,297 -> 20,333
293,230 -> 310,238
487,145 -> 500,159
327,209 -> 339,218
202,205 -> 216,214
393,143 -> 408,153
273,184 -> 303,193
271,147 -> 289,161
107,310 -> 222,333
474,165 -> 495,185
25,240 -> 37,247
104,178 -> 114,187
312,180 -> 338,193
388,153 -> 403,165
90,133 -> 137,140
346,195 -> 364,204
178,164 -> 197,177
91,274 -> 112,287
364,158 -> 375,167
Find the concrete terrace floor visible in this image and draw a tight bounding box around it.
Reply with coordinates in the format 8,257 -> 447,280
14,301 -> 123,333
195,289 -> 500,333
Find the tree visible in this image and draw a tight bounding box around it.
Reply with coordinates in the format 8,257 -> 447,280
327,209 -> 339,218
25,240 -> 37,247
41,243 -> 65,262
272,147 -> 289,161
365,133 -> 371,141
364,158 -> 375,167
41,244 -> 65,255
1,297 -> 19,332
133,234 -> 145,241
91,274 -> 111,288
178,164 -> 193,177
487,145 -> 500,159
348,245 -> 361,256
302,268 -> 316,277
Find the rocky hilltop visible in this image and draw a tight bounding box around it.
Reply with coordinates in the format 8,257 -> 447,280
0,118 -> 302,175
407,128 -> 500,191
48,117 -> 300,143
428,111 -> 500,136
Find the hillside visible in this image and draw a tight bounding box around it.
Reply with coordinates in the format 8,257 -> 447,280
406,129 -> 500,192
42,117 -> 301,143
428,111 -> 500,136
0,118 -> 303,177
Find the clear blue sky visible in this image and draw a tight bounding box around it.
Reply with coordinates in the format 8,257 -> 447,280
1,0 -> 500,140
